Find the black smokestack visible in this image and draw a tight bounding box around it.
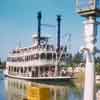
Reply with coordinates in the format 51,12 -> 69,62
37,11 -> 42,45
57,15 -> 61,51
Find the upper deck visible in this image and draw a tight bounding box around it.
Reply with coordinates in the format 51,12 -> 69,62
9,35 -> 54,55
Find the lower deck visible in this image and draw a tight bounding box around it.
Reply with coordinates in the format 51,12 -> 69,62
4,72 -> 73,82
6,65 -> 71,78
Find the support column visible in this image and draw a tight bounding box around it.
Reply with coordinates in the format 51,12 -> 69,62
38,67 -> 40,77
43,67 -> 45,77
83,16 -> 96,100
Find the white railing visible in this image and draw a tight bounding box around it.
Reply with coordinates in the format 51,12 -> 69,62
7,59 -> 58,67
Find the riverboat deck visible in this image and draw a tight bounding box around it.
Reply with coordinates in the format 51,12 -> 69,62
4,72 -> 73,81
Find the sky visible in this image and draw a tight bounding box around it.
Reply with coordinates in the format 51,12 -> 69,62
0,0 -> 100,60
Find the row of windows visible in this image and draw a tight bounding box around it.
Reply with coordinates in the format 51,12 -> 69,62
7,53 -> 61,62
8,66 -> 32,73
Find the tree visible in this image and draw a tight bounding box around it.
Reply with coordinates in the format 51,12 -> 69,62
0,58 -> 1,65
3,61 -> 6,69
72,52 -> 83,65
95,56 -> 100,64
0,59 -> 6,69
96,64 -> 100,75
95,56 -> 100,75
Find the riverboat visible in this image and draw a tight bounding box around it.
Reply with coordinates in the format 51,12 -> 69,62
4,12 -> 72,81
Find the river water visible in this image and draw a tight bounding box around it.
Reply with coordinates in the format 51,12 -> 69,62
0,71 -> 83,100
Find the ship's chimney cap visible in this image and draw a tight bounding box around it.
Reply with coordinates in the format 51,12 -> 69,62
57,15 -> 61,20
37,11 -> 42,19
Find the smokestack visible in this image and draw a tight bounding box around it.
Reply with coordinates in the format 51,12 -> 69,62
37,11 -> 42,45
57,15 -> 61,51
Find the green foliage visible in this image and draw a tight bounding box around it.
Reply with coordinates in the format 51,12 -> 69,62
0,58 -> 6,69
72,52 -> 83,65
95,56 -> 100,74
95,56 -> 100,64
65,64 -> 72,67
0,58 -> 1,65
96,63 -> 100,75
64,52 -> 83,69
70,63 -> 76,69
96,84 -> 100,90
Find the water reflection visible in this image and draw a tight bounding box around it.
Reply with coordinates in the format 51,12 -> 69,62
5,78 -> 28,100
4,78 -> 82,100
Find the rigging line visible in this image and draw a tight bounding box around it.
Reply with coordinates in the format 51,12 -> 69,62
41,24 -> 56,28
57,33 -> 71,65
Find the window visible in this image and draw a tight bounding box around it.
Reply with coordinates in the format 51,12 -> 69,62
47,53 -> 52,60
14,67 -> 16,72
25,56 -> 28,61
40,53 -> 45,59
9,66 -> 10,71
34,54 -> 39,59
53,53 -> 56,59
21,67 -> 23,73
29,67 -> 31,72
